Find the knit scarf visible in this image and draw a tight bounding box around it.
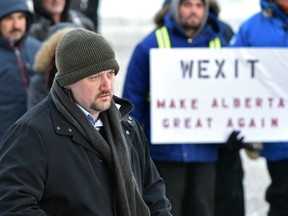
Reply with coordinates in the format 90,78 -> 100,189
51,81 -> 150,216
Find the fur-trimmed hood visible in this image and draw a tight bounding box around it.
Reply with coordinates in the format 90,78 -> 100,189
33,27 -> 75,73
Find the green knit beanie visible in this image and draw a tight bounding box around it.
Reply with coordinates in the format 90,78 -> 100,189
55,28 -> 119,86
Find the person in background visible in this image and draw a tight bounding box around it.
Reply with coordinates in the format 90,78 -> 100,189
69,0 -> 100,32
162,0 -> 234,42
0,28 -> 172,216
232,0 -> 288,215
208,0 -> 234,43
27,22 -> 78,109
0,0 -> 41,141
122,0 -> 229,215
208,1 -> 245,216
156,1 -> 246,216
30,0 -> 95,41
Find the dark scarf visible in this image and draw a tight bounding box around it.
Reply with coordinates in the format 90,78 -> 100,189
51,81 -> 150,216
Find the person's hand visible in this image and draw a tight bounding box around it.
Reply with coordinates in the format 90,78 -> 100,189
226,130 -> 245,150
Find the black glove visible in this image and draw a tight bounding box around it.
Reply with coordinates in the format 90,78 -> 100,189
226,130 -> 245,150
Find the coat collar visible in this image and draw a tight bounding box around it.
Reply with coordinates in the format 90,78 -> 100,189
47,94 -> 134,157
113,95 -> 134,120
47,94 -> 100,155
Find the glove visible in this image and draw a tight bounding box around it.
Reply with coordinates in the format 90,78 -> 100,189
226,130 -> 245,151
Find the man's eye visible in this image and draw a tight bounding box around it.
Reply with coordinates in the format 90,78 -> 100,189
90,75 -> 100,79
107,71 -> 116,77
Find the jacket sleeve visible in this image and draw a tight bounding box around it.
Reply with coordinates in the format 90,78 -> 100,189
0,123 -> 48,216
231,20 -> 252,47
131,118 -> 172,216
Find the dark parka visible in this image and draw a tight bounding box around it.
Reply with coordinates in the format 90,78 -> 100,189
0,0 -> 41,141
0,94 -> 172,216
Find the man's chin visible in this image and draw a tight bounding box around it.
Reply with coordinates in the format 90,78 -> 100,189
100,102 -> 112,111
9,33 -> 24,42
91,101 -> 111,112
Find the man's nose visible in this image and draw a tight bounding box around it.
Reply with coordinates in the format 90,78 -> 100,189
12,20 -> 21,29
99,75 -> 112,90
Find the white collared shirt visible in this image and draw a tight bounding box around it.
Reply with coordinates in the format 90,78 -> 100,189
76,104 -> 103,131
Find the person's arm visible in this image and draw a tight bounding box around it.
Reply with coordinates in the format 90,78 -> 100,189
0,123 -> 48,215
122,43 -> 151,126
231,17 -> 253,47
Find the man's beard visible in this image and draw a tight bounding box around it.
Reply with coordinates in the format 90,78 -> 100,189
89,91 -> 112,112
182,22 -> 200,32
7,29 -> 25,45
90,100 -> 111,113
180,15 -> 202,31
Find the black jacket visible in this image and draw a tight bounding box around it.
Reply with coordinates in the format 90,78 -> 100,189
0,94 -> 172,216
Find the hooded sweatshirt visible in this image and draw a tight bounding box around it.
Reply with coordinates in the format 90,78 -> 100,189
123,0 -> 228,162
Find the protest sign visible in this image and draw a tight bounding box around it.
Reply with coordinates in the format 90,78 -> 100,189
150,48 -> 288,144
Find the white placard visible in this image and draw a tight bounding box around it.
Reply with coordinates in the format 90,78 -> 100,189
150,48 -> 288,144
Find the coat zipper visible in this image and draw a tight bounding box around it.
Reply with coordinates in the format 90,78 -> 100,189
14,47 -> 29,94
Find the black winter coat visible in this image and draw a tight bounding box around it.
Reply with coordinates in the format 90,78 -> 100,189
0,94 -> 172,216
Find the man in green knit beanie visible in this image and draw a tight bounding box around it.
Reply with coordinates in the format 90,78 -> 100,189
0,28 -> 172,216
